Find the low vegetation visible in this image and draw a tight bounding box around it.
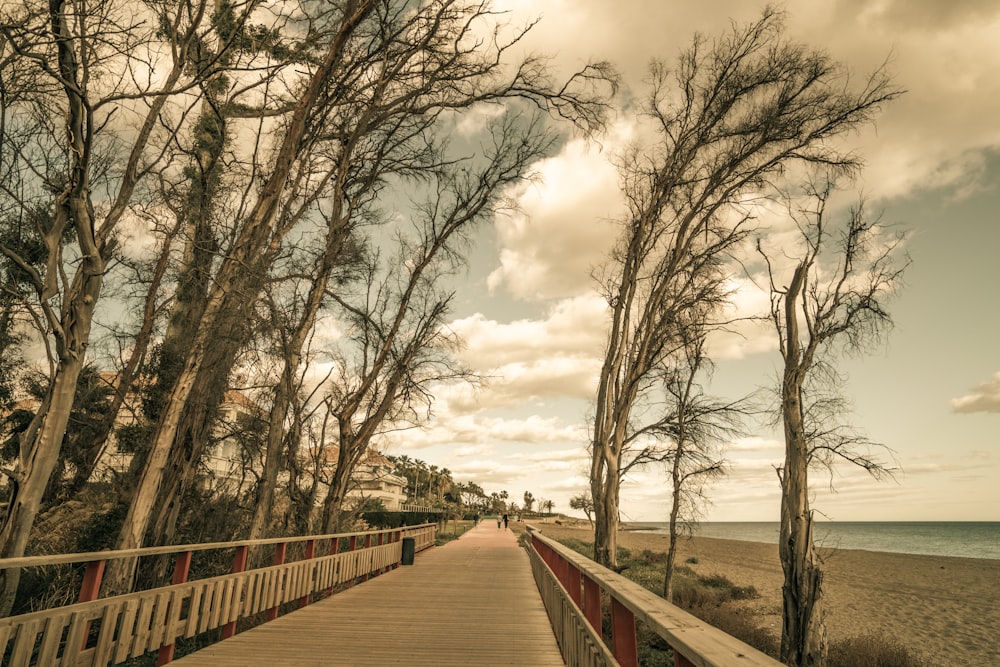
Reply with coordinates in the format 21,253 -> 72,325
546,535 -> 927,667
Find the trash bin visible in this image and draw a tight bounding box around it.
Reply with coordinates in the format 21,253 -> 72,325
401,537 -> 415,565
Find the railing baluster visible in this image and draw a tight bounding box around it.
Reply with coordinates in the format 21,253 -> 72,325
266,542 -> 287,621
582,574 -> 601,633
222,545 -> 248,639
156,550 -> 192,665
299,539 -> 316,608
76,559 -> 106,651
611,596 -> 638,667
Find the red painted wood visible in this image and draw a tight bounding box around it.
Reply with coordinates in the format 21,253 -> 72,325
583,575 -> 602,634
299,540 -> 316,609
674,650 -> 696,667
157,550 -> 193,665
222,545 -> 249,639
325,538 -> 340,596
77,560 -> 106,650
566,563 -> 582,608
361,534 -> 373,582
266,543 -> 288,621
611,597 -> 638,667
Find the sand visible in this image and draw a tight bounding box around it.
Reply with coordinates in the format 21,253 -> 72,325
528,522 -> 999,666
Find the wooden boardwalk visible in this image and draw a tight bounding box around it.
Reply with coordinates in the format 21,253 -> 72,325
171,522 -> 564,666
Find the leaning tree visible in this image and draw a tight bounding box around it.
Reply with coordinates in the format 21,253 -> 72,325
589,8 -> 899,569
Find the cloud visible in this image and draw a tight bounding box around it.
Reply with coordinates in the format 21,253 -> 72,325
443,294 -> 609,408
950,372 -> 1000,413
487,133 -> 627,300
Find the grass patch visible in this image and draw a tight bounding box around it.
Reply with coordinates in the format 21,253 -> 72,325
435,520 -> 474,545
828,634 -> 929,667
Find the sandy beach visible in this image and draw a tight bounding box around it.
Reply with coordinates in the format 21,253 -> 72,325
528,522 -> 999,666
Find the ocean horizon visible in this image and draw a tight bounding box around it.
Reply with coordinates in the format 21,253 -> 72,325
629,521 -> 1000,560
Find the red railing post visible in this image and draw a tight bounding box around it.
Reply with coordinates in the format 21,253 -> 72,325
611,597 -> 638,667
222,545 -> 248,639
583,574 -> 602,633
266,542 -> 287,621
77,559 -> 106,650
325,537 -> 340,597
298,539 -> 316,609
361,533 -> 373,582
375,532 -> 385,575
566,562 -> 582,608
347,535 -> 358,587
674,651 -> 696,667
157,550 -> 192,665
392,529 -> 402,569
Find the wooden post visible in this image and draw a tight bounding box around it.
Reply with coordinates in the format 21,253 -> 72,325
566,562 -> 582,608
266,542 -> 287,621
222,545 -> 248,639
77,560 -> 106,650
299,539 -> 316,609
325,538 -> 340,597
157,550 -> 192,666
361,534 -> 373,582
583,575 -> 602,633
611,597 -> 638,667
347,535 -> 358,587
674,650 -> 696,667
78,560 -> 106,603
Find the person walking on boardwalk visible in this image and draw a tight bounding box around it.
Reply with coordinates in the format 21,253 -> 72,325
502,513 -> 509,530
496,515 -> 502,529
473,513 -> 479,526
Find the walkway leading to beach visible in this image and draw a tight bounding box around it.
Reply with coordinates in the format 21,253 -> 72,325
171,521 -> 564,666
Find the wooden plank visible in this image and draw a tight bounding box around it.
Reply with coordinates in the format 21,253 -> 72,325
147,590 -> 171,650
60,611 -> 90,667
0,622 -> 12,659
92,601 -> 121,666
36,612 -> 68,665
169,524 -> 564,666
114,598 -> 140,663
161,588 -> 186,648
185,585 -> 203,638
131,596 -> 155,658
9,618 -> 39,667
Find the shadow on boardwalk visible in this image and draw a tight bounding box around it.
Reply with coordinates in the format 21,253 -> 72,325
172,522 -> 564,666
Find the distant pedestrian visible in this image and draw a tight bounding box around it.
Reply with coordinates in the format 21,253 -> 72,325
502,513 -> 509,530
474,513 -> 479,526
496,516 -> 502,529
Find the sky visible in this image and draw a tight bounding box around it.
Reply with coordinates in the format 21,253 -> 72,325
375,0 -> 1000,523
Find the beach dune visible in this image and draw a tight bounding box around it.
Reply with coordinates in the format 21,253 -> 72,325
530,523 -> 999,666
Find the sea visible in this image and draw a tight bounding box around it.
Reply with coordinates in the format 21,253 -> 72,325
630,522 -> 1000,560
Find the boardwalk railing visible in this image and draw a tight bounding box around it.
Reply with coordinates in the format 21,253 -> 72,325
525,526 -> 782,667
0,523 -> 436,667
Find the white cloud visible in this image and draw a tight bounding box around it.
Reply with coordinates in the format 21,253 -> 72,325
487,132 -> 628,300
950,372 -> 1000,414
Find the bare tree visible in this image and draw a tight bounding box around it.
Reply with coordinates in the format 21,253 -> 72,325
108,0 -> 613,592
654,332 -> 750,602
589,8 -> 899,569
758,179 -> 907,666
319,114 -> 552,530
0,0 -> 220,613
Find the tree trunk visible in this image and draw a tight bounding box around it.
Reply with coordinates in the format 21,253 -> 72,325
663,455 -> 683,601
591,455 -> 620,569
0,354 -> 88,614
778,263 -> 827,666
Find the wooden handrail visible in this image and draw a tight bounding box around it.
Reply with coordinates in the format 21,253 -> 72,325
0,526 -> 427,570
0,524 -> 437,667
525,525 -> 782,667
